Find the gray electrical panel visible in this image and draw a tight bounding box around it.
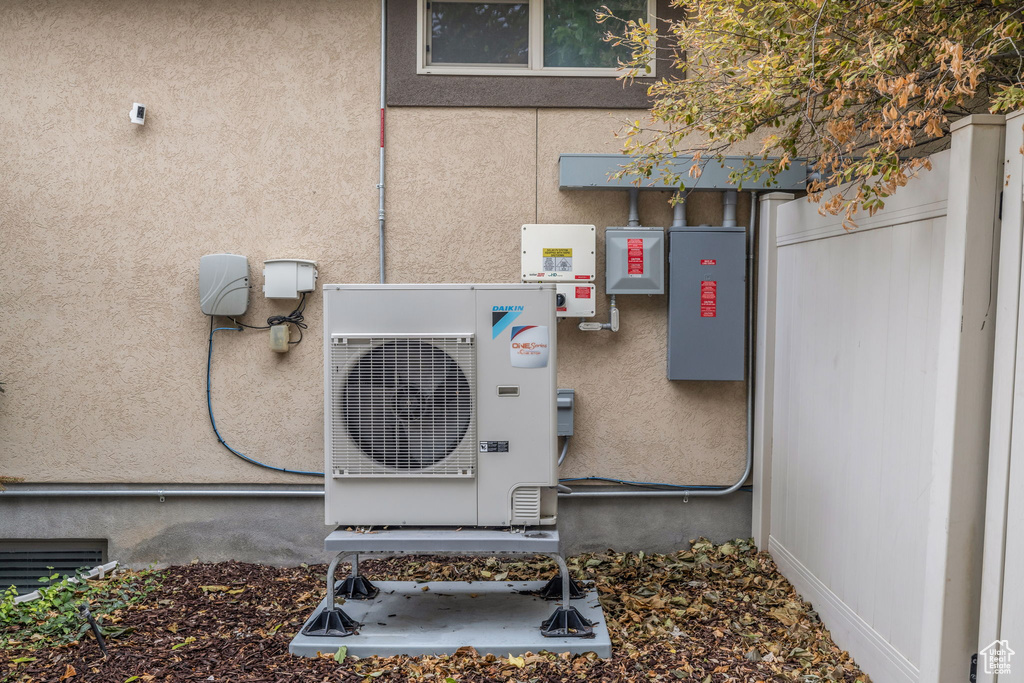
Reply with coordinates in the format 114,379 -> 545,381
605,227 -> 665,295
667,226 -> 745,380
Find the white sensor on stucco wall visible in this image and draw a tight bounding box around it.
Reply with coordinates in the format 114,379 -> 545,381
129,103 -> 146,125
263,259 -> 318,299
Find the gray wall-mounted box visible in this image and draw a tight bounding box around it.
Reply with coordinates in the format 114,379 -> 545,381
605,227 -> 665,295
557,388 -> 575,436
667,226 -> 745,381
199,253 -> 250,316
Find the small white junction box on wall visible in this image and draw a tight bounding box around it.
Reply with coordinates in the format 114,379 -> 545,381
521,224 -> 596,317
554,283 -> 595,317
263,259 -> 318,299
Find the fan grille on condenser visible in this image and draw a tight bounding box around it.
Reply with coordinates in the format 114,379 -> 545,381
331,337 -> 476,477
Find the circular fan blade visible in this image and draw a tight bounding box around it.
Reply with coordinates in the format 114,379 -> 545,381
342,340 -> 472,471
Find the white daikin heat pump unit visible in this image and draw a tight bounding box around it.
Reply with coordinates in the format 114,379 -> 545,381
323,284 -> 558,527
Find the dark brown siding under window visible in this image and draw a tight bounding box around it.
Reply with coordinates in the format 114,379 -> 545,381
387,0 -> 683,108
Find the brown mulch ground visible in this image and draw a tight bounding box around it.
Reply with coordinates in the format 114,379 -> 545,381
1,539 -> 869,682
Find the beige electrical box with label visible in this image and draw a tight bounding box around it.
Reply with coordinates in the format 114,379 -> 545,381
521,224 -> 596,317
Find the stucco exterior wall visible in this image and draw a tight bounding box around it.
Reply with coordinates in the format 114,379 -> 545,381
0,0 -> 747,487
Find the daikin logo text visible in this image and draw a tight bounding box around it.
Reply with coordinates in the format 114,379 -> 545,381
491,305 -> 524,338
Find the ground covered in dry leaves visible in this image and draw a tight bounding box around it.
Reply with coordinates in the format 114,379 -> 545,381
1,539 -> 868,682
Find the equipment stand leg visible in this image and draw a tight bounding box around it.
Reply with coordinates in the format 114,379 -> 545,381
540,554 -> 594,638
536,554 -> 586,601
302,552 -> 361,637
335,552 -> 380,600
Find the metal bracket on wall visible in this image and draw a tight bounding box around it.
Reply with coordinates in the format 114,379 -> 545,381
558,154 -> 809,191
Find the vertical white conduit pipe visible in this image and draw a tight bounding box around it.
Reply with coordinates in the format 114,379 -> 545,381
378,0 -> 387,284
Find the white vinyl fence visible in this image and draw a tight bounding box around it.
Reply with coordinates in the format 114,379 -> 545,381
754,115 -> 1008,683
978,110 -> 1024,683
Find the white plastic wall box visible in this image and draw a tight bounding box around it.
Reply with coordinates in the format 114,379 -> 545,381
605,227 -> 665,295
199,253 -> 250,316
264,259 -> 318,299
521,224 -> 596,283
667,226 -> 745,380
555,283 -> 596,317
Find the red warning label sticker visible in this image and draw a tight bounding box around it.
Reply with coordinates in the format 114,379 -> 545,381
574,275 -> 590,280
627,238 -> 644,276
700,259 -> 717,265
575,286 -> 591,299
700,280 -> 717,318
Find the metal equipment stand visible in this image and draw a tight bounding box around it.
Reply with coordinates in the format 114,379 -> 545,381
294,528 -> 605,652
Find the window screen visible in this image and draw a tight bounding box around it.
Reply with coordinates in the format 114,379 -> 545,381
543,0 -> 647,68
430,1 -> 530,65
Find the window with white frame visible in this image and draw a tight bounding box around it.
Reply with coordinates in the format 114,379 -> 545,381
417,0 -> 654,76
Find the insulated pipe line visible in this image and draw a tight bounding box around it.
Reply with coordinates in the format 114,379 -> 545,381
557,435 -> 571,466
0,489 -> 328,498
7,192 -> 758,502
9,199 -> 757,501
377,0 -> 387,284
0,484 -> 744,499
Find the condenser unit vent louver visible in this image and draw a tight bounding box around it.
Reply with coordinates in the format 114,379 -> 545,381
511,487 -> 542,522
331,336 -> 477,477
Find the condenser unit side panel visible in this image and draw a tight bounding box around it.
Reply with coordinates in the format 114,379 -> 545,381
474,286 -> 558,526
667,229 -> 745,381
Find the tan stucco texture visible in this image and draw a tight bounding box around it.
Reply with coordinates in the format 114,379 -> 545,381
0,1 -> 746,485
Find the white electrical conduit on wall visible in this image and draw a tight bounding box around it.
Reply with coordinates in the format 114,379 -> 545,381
377,0 -> 387,284
13,561 -> 119,605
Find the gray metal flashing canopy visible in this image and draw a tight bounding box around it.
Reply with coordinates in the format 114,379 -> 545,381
559,153 -> 809,191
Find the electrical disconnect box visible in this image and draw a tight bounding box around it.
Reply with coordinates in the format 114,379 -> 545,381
521,224 -> 596,317
605,227 -> 665,295
667,226 -> 745,380
555,283 -> 595,317
557,388 -> 575,436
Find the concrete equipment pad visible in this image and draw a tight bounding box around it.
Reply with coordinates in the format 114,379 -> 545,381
324,528 -> 560,554
289,580 -> 611,658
